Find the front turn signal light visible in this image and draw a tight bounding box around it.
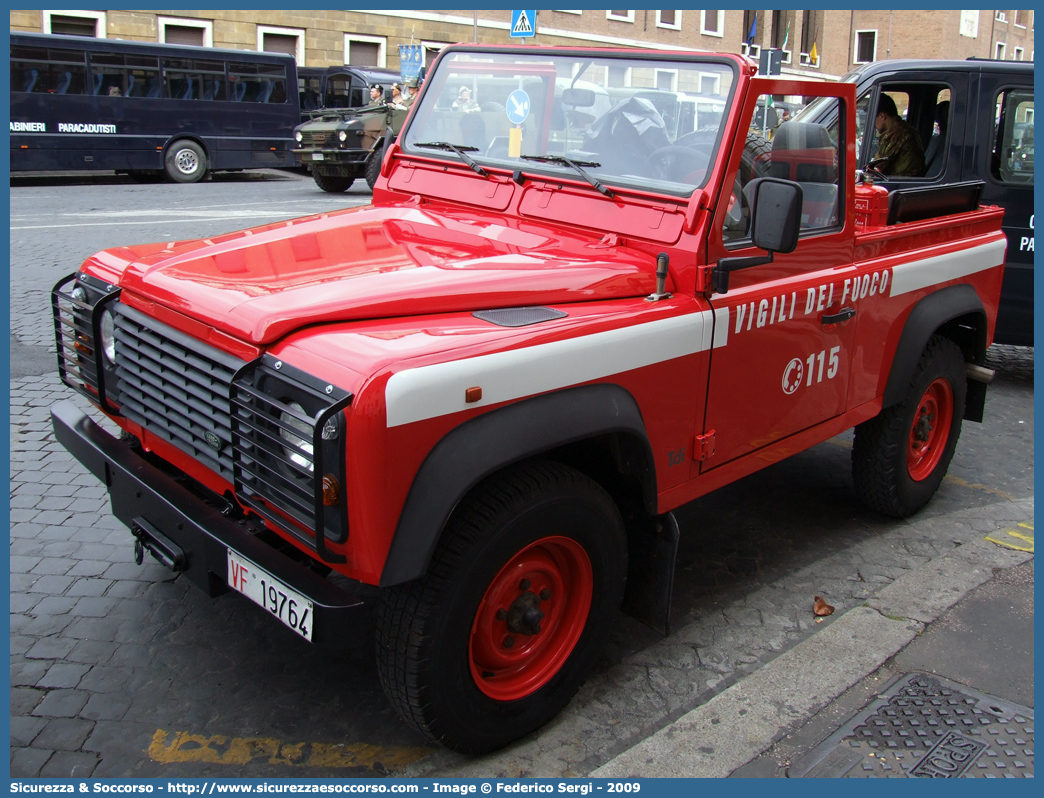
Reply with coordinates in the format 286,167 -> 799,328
322,474 -> 340,506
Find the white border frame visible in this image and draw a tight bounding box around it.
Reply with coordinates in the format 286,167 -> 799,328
1013,46 -> 1024,61
994,41 -> 1007,60
42,9 -> 106,37
606,11 -> 636,24
157,16 -> 213,47
853,29 -> 878,64
700,10 -> 723,37
657,10 -> 682,31
654,68 -> 678,92
256,24 -> 305,64
344,33 -> 387,68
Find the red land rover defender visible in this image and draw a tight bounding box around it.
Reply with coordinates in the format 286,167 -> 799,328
52,44 -> 1006,753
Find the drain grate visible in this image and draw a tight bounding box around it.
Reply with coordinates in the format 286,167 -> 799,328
792,673 -> 1034,778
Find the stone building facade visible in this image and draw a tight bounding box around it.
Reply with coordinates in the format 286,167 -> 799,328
9,8 -> 1034,82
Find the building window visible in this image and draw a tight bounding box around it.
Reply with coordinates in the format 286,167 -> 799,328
854,30 -> 877,64
553,10 -> 583,15
608,64 -> 630,88
257,25 -> 304,64
995,11 -> 1008,23
995,42 -> 1007,60
158,17 -> 213,47
421,42 -> 448,67
801,9 -> 823,67
655,69 -> 677,91
1013,10 -> 1027,28
1014,46 -> 1025,60
658,11 -> 682,31
607,11 -> 635,23
700,11 -> 723,37
42,10 -> 106,37
345,34 -> 386,67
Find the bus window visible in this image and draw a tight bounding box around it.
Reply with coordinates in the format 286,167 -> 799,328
324,75 -> 353,108
162,57 -> 226,101
90,51 -> 160,98
11,44 -> 87,94
229,62 -> 287,103
299,74 -> 322,110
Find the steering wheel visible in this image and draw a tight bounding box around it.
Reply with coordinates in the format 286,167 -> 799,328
646,145 -> 710,184
863,157 -> 888,181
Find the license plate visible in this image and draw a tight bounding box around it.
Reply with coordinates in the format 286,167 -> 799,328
227,549 -> 313,642
312,152 -> 324,161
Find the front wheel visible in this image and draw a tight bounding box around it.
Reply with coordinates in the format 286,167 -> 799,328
852,335 -> 966,517
164,140 -> 207,183
312,170 -> 354,193
364,151 -> 382,190
375,461 -> 627,754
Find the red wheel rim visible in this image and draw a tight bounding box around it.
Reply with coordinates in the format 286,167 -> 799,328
907,378 -> 953,482
469,536 -> 593,701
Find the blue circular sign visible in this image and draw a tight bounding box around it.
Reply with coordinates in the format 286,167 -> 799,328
506,90 -> 530,125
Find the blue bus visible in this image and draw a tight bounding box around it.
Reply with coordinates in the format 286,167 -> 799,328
10,32 -> 301,182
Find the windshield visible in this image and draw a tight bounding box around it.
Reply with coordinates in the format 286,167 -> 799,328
402,49 -> 736,196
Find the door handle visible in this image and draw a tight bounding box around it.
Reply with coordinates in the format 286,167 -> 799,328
822,307 -> 856,325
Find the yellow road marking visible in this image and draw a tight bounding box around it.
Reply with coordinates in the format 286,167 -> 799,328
985,523 -> 1034,553
942,475 -> 1016,501
148,729 -> 430,769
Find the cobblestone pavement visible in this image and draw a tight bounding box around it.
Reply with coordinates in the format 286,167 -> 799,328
9,175 -> 1034,778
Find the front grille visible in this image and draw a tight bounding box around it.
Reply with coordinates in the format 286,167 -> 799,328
113,304 -> 244,480
303,131 -> 329,147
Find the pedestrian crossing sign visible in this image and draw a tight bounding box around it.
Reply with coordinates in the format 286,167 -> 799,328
511,10 -> 536,37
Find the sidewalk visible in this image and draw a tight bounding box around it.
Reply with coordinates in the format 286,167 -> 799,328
592,530 -> 1034,778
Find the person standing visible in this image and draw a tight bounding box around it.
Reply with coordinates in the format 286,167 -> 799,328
369,83 -> 384,104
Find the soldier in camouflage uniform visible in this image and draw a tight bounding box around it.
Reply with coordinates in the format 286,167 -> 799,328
872,93 -> 925,177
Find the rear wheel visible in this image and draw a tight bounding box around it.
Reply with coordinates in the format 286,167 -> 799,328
852,335 -> 966,517
375,461 -> 627,754
312,170 -> 354,193
164,140 -> 207,183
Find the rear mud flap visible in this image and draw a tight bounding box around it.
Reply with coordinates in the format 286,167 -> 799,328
621,511 -> 680,636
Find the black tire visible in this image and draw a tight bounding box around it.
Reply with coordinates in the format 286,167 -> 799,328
364,151 -> 382,190
164,140 -> 207,183
312,170 -> 354,192
127,170 -> 161,184
375,460 -> 627,754
852,335 -> 966,517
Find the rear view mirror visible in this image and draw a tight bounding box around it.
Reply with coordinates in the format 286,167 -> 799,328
748,178 -> 802,253
712,177 -> 803,294
561,88 -> 596,108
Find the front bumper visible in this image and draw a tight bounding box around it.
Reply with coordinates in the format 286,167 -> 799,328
50,400 -> 368,648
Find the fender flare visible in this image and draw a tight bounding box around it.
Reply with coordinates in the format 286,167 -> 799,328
882,283 -> 986,409
379,383 -> 656,586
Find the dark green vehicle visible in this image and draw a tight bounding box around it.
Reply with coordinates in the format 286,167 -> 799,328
293,95 -> 409,192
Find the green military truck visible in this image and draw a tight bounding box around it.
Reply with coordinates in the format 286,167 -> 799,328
293,84 -> 409,192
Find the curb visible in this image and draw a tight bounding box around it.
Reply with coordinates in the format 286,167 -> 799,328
591,536 -> 1033,778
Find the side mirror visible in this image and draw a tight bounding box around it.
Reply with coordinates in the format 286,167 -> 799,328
712,177 -> 802,294
561,87 -> 597,108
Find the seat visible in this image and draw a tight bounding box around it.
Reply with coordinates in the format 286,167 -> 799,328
203,79 -> 220,101
22,69 -> 38,93
92,73 -> 104,95
181,79 -> 195,100
54,71 -> 71,95
145,76 -> 162,98
233,81 -> 247,102
923,101 -> 950,178
256,80 -> 274,103
769,121 -> 839,229
125,74 -> 136,97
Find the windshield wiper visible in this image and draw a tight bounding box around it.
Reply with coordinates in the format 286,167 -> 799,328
520,154 -> 614,198
414,141 -> 489,177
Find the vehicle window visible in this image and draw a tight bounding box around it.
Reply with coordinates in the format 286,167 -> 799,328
11,45 -> 87,95
227,61 -> 286,103
724,94 -> 841,242
324,75 -> 353,108
91,51 -> 161,98
299,74 -> 322,110
992,89 -> 1034,184
401,50 -> 736,197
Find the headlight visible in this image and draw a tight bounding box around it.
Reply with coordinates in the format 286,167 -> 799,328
99,309 -> 116,365
338,130 -> 348,142
71,285 -> 88,303
280,401 -> 313,470
295,131 -> 303,143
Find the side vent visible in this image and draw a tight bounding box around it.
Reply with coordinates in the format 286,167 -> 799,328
473,307 -> 568,328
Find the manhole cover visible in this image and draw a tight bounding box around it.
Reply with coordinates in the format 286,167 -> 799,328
792,673 -> 1034,778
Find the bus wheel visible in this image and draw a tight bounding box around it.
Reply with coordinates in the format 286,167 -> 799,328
313,171 -> 354,193
165,141 -> 207,183
365,153 -> 382,190
374,460 -> 627,753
